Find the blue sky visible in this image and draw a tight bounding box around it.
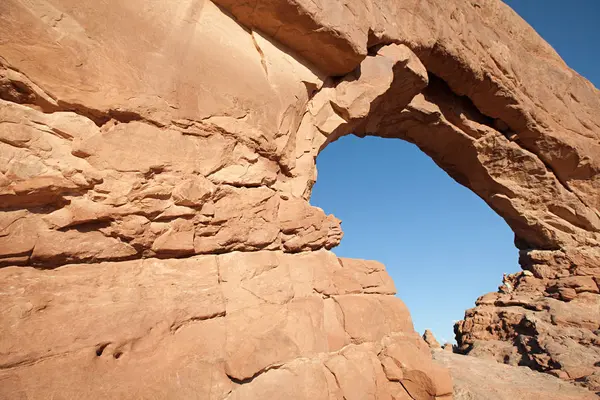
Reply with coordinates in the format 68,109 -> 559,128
310,1 -> 600,344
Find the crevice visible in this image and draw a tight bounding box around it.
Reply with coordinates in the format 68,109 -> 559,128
215,255 -> 223,284
251,31 -> 269,79
169,311 -> 226,333
423,74 -> 504,137
209,179 -> 274,190
226,363 -> 283,385
26,247 -> 141,270
0,186 -> 84,211
95,342 -> 111,357
302,80 -> 320,102
58,220 -> 113,233
514,334 -> 560,372
494,300 -> 544,312
331,296 -> 347,335
0,350 -> 76,370
108,109 -> 164,127
316,290 -> 333,299
323,364 -> 347,400
0,251 -> 32,267
0,58 -> 61,112
398,380 -> 417,400
54,100 -> 166,129
54,100 -> 111,127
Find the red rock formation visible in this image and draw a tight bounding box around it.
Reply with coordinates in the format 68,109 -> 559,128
455,250 -> 600,393
0,0 -> 598,397
1,251 -> 452,399
423,330 -> 442,349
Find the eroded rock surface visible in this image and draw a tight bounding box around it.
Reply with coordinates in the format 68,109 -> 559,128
0,251 -> 452,400
1,0 -> 599,396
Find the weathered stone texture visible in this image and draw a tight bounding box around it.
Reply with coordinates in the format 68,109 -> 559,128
1,0 -> 599,396
455,249 -> 600,393
0,251 -> 450,399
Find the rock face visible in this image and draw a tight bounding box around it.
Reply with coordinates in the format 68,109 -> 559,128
0,0 -> 599,397
0,251 -> 452,399
455,253 -> 600,393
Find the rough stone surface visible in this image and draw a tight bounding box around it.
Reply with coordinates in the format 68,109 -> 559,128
0,250 -> 450,399
1,0 -> 599,396
455,252 -> 600,394
433,350 -> 597,400
424,330 -> 442,349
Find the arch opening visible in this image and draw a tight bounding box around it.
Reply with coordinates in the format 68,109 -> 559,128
293,42 -> 600,380
311,134 -> 518,344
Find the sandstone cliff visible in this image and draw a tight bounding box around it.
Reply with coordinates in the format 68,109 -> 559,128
0,0 -> 598,398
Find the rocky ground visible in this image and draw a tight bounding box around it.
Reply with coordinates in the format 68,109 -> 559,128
433,350 -> 597,400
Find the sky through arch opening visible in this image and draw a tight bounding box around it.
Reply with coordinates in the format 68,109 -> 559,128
310,135 -> 518,344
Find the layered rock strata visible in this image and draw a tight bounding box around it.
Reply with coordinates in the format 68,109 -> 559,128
455,250 -> 600,393
0,0 -> 599,396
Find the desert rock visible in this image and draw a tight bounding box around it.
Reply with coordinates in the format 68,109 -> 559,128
424,329 -> 442,349
433,350 -> 597,400
0,251 -> 448,400
0,0 -> 599,396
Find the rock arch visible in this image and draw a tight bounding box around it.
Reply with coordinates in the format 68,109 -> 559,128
276,33 -> 600,388
0,0 -> 598,396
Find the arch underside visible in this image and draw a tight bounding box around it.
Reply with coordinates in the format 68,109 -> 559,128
0,0 -> 599,395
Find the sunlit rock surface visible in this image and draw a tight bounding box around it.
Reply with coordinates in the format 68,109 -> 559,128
433,350 -> 597,400
0,0 -> 599,397
1,251 -> 452,399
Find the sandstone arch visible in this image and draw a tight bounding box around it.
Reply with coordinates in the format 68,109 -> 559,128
0,0 -> 598,397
